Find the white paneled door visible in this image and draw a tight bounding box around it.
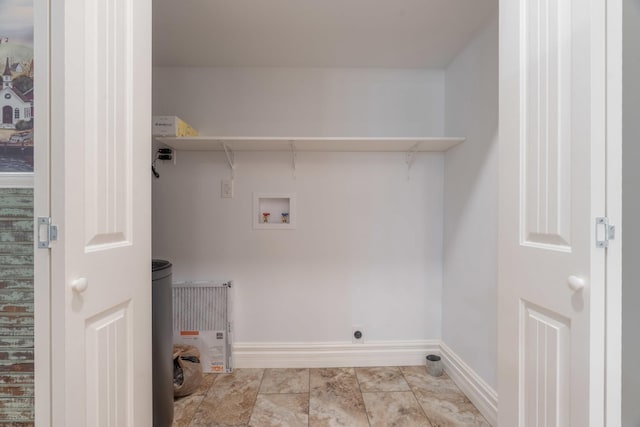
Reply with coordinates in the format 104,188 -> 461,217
50,0 -> 152,425
498,0 -> 606,426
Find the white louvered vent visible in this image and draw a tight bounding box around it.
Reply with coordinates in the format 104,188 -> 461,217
173,281 -> 233,373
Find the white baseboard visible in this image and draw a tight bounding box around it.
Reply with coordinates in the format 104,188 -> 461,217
233,339 -> 497,426
440,342 -> 498,427
233,340 -> 439,369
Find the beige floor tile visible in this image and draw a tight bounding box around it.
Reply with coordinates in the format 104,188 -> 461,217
190,369 -> 264,427
172,373 -> 216,426
248,393 -> 309,427
362,391 -> 432,427
195,373 -> 217,395
400,367 -> 463,398
355,367 -> 410,392
309,367 -> 361,394
309,368 -> 369,427
400,366 -> 489,427
174,366 -> 490,427
172,393 -> 204,427
259,368 -> 310,394
421,407 -> 490,427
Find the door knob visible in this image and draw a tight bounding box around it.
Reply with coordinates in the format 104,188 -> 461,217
71,277 -> 88,293
568,275 -> 585,291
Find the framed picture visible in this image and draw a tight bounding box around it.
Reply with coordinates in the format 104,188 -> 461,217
0,1 -> 34,173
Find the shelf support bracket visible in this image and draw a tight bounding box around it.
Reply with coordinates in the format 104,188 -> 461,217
290,141 -> 297,178
405,142 -> 420,175
222,142 -> 236,178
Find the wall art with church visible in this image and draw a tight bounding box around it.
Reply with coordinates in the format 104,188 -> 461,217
0,0 -> 34,173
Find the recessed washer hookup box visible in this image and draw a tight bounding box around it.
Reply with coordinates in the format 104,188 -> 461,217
152,116 -> 199,137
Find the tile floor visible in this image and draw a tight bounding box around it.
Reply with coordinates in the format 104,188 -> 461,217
173,366 -> 490,427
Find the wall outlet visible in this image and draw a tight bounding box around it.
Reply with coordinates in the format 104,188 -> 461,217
352,325 -> 364,344
221,179 -> 234,198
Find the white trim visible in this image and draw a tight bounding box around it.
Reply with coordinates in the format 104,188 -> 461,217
49,0 -> 66,423
0,173 -> 34,188
33,0 -> 51,425
605,0 -> 623,424
440,342 -> 498,427
588,0 -> 608,424
233,340 -> 439,369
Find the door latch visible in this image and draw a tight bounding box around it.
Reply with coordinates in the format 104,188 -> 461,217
595,217 -> 615,248
37,217 -> 58,249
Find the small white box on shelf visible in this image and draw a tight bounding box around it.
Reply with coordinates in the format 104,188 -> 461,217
253,193 -> 296,229
152,116 -> 199,137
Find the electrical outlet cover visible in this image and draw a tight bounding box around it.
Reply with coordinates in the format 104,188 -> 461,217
352,325 -> 364,344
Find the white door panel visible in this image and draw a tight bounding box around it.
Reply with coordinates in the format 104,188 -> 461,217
520,0 -> 572,251
51,0 -> 152,425
498,0 -> 606,425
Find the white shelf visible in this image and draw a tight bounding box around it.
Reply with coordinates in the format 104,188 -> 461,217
155,136 -> 465,152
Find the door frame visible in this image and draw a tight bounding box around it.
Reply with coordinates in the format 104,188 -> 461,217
34,0 -> 52,425
35,0 -> 626,425
605,0 -> 623,424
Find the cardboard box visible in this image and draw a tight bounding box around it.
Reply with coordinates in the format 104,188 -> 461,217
174,330 -> 232,373
152,116 -> 199,137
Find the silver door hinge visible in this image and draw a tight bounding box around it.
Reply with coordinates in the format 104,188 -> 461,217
595,217 -> 615,248
37,217 -> 58,249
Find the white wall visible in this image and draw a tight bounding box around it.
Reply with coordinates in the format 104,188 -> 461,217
442,13 -> 498,389
153,67 -> 445,137
622,0 -> 640,424
153,151 -> 444,343
152,67 -> 446,344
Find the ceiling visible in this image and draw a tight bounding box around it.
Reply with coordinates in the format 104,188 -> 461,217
152,0 -> 497,69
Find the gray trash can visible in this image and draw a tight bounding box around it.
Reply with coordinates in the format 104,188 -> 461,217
152,259 -> 173,426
